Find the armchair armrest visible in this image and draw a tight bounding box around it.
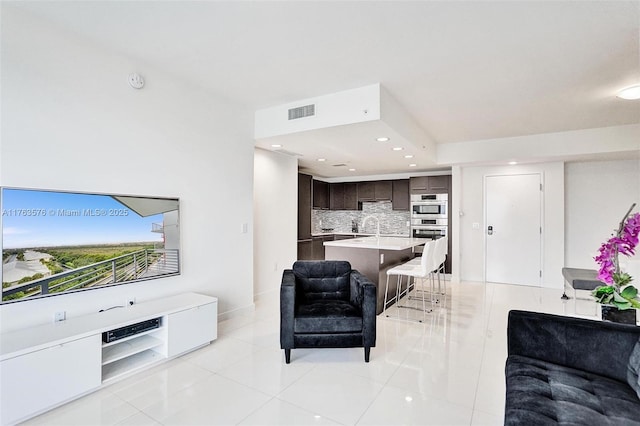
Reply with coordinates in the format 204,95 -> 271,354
351,270 -> 376,348
507,310 -> 640,383
280,269 -> 296,350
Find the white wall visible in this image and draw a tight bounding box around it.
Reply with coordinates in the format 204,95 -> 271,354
0,7 -> 255,332
455,162 -> 565,288
438,124 -> 640,165
253,148 -> 297,297
565,159 -> 640,270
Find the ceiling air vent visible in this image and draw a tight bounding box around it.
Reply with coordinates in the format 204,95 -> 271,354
288,104 -> 315,120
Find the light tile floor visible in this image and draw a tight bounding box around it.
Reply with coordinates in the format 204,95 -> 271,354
24,280 -> 599,426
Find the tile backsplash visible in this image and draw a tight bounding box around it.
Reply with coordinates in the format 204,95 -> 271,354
312,201 -> 411,236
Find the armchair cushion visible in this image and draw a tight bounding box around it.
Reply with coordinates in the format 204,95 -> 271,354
293,260 -> 351,302
506,354 -> 640,425
295,300 -> 362,333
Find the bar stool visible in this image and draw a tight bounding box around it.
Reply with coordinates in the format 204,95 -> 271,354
382,240 -> 437,322
406,237 -> 447,302
433,236 -> 448,295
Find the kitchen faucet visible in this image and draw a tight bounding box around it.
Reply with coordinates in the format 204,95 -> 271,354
362,215 -> 380,238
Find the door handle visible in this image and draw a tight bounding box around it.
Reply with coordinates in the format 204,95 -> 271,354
487,225 -> 493,236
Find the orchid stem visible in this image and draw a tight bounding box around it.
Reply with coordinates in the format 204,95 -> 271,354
614,203 -> 637,277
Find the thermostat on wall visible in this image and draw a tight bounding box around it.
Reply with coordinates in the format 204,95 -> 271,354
128,73 -> 145,89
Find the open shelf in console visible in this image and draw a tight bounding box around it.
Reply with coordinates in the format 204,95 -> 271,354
102,349 -> 165,383
101,317 -> 165,383
102,334 -> 163,365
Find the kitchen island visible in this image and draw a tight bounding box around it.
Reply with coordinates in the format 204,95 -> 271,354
324,236 -> 428,314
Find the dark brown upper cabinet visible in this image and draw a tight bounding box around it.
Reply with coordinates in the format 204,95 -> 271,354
409,175 -> 450,194
374,181 -> 392,201
329,183 -> 358,211
357,181 -> 375,202
427,175 -> 450,193
358,181 -> 392,202
344,183 -> 358,210
392,179 -> 409,210
312,179 -> 329,209
409,176 -> 428,193
329,183 -> 345,210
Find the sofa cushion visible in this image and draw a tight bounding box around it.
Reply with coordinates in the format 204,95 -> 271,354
506,355 -> 640,426
293,261 -> 351,302
294,300 -> 363,333
628,338 -> 640,399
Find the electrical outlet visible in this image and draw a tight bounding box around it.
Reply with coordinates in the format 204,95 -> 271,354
54,311 -> 66,322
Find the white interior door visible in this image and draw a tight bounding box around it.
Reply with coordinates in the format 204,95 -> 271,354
485,173 -> 542,286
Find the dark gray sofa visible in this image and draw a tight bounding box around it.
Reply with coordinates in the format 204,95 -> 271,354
280,260 -> 376,363
505,310 -> 640,425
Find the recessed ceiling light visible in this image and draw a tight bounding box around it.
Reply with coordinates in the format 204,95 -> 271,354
392,147 -> 403,151
404,154 -> 414,159
348,168 -> 356,172
409,163 -> 417,167
270,144 -> 282,148
376,137 -> 390,142
508,161 -> 518,165
617,84 -> 640,100
317,158 -> 326,162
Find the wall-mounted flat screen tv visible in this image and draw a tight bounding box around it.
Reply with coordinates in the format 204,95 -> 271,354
1,188 -> 180,304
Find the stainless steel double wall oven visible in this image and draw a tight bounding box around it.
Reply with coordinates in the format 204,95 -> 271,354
410,193 -> 448,240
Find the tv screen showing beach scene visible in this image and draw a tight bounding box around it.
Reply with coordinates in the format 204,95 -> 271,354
1,188 -> 180,303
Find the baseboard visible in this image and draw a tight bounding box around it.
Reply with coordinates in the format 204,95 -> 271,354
253,287 -> 279,302
217,303 -> 255,322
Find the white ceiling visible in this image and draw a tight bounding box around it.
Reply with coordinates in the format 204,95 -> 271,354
7,1 -> 640,177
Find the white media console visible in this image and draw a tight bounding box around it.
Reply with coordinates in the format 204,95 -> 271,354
0,292 -> 218,424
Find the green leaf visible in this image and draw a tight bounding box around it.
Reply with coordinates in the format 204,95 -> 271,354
614,300 -> 633,310
600,294 -> 614,304
620,285 -> 638,299
613,292 -> 628,304
592,286 -> 614,298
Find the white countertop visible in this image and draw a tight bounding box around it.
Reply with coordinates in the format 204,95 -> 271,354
312,232 -> 411,238
324,236 -> 428,250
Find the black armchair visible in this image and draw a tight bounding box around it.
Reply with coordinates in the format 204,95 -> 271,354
280,260 -> 377,363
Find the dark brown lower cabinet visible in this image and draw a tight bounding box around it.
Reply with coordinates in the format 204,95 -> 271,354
298,235 -> 335,260
312,237 -> 324,260
297,240 -> 313,260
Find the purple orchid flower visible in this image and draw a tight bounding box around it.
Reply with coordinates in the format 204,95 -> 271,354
595,210 -> 640,287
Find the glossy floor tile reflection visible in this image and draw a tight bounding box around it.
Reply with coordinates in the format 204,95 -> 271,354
25,281 -> 594,425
